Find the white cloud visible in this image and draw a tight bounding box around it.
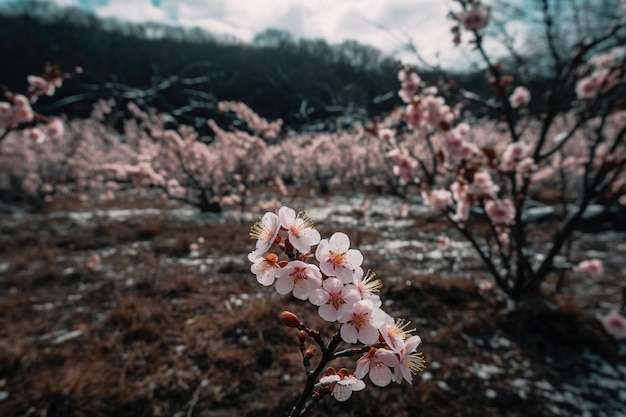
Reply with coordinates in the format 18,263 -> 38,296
95,0 -> 171,24
31,0 -> 524,68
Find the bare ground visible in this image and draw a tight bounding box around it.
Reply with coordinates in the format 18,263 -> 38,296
1,193 -> 625,417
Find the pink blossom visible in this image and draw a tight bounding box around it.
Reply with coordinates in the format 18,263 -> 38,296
45,118 -> 65,139
380,316 -> 414,353
421,95 -> 454,128
469,171 -> 499,197
404,101 -> 424,129
337,299 -> 386,344
485,199 -> 516,225
274,260 -> 322,300
573,259 -> 604,280
278,206 -> 321,254
24,127 -> 46,144
355,347 -> 399,387
575,76 -> 600,100
27,75 -> 55,97
377,128 -> 396,144
501,142 -> 529,171
392,335 -> 425,384
315,232 -> 364,283
249,211 -> 280,258
387,148 -> 418,181
249,253 -> 281,286
509,86 -> 531,108
320,369 -> 366,402
398,69 -> 420,103
351,268 -> 382,306
601,310 -> 626,339
451,181 -> 471,222
0,102 -> 11,128
457,4 -> 490,31
9,95 -> 34,126
422,189 -> 452,211
217,100 -> 282,139
309,277 -> 361,322
441,124 -> 474,159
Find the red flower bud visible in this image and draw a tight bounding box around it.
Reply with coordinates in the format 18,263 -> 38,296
305,346 -> 317,358
279,311 -> 301,328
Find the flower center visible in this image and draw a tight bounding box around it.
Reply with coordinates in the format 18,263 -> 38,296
291,267 -> 308,284
350,312 -> 368,330
328,293 -> 346,310
331,251 -> 346,266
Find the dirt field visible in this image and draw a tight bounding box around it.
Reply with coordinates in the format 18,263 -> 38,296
1,193 -> 625,417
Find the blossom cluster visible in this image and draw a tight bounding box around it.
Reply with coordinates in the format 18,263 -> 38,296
373,5 -> 625,307
248,206 -> 424,402
0,65 -> 70,143
217,100 -> 283,139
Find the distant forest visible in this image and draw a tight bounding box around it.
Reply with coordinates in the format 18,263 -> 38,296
0,1 -> 551,134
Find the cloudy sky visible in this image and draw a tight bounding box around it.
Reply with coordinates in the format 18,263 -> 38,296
3,0 -> 529,67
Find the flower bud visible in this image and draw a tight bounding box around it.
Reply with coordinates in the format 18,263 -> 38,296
305,346 -> 317,358
298,330 -> 307,344
279,311 -> 301,328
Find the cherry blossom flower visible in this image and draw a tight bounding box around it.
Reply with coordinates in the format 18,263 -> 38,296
355,347 -> 399,387
380,316 -> 415,353
601,310 -> 626,339
457,4 -> 490,31
393,335 -> 425,384
249,211 -> 280,258
422,189 -> 452,211
24,127 -> 46,144
405,101 -> 424,129
509,86 -> 531,108
275,260 -> 322,300
573,259 -> 604,280
320,368 -> 366,402
249,253 -> 281,286
421,95 -> 454,128
278,206 -> 321,254
315,232 -> 363,283
9,95 -> 34,126
485,199 -> 516,226
398,69 -> 421,103
469,171 -> 499,197
351,268 -> 382,307
309,277 -> 360,322
501,142 -> 529,171
437,235 -> 451,250
338,299 -> 386,344
27,75 -> 55,98
387,148 -> 418,182
451,181 -> 471,222
441,127 -> 469,159
378,128 -> 396,144
45,118 -> 64,139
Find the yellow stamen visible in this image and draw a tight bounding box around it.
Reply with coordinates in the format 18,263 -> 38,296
405,352 -> 426,374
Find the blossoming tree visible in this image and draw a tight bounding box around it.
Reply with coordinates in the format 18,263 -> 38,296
377,0 -> 626,302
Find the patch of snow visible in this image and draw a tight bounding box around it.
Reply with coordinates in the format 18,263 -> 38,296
485,388 -> 497,399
